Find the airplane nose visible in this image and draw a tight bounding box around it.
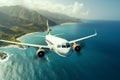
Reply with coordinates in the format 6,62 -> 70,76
63,48 -> 70,53
57,48 -> 71,57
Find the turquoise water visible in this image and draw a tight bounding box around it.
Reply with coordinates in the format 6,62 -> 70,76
0,20 -> 120,80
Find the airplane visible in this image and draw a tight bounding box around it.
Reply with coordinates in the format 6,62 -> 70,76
0,20 -> 97,58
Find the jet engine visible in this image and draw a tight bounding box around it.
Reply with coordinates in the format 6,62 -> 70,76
72,43 -> 81,52
36,49 -> 45,58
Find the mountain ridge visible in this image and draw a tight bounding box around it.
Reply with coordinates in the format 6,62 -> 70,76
0,5 -> 80,45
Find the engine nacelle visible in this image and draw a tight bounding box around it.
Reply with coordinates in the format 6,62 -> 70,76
72,43 -> 81,52
36,49 -> 45,58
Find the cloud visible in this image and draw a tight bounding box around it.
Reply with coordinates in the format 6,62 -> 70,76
32,1 -> 88,18
30,1 -> 89,18
0,0 -> 23,6
0,0 -> 89,18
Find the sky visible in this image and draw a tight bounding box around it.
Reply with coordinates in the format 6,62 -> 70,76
0,0 -> 120,20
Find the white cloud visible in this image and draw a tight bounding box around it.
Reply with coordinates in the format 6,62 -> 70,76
0,0 -> 22,6
0,0 -> 89,18
30,1 -> 89,18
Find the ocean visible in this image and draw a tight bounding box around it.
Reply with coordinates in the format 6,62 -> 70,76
0,20 -> 120,80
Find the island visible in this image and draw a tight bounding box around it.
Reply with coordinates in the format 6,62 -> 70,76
0,52 -> 8,60
0,5 -> 80,46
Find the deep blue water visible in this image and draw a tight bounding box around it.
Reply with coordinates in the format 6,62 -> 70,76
0,20 -> 120,80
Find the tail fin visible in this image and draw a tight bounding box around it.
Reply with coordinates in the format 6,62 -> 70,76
46,20 -> 51,35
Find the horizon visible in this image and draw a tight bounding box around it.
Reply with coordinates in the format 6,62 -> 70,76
0,0 -> 119,20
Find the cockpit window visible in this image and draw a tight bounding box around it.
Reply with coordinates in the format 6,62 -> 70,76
62,45 -> 66,48
66,43 -> 70,48
57,43 -> 70,48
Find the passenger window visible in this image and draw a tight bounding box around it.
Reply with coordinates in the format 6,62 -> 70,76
66,43 -> 70,48
62,45 -> 66,48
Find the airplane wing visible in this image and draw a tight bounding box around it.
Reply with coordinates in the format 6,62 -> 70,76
69,31 -> 97,43
0,39 -> 50,49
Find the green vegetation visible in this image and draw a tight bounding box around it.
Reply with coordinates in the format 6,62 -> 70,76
0,5 -> 55,45
0,5 -> 80,46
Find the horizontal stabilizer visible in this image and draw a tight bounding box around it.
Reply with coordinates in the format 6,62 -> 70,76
54,33 -> 64,36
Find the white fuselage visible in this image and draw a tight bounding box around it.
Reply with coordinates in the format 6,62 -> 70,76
45,34 -> 71,57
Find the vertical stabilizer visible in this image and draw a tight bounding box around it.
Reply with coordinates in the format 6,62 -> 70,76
46,20 -> 51,35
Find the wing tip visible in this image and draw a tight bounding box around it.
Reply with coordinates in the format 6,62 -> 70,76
95,29 -> 97,36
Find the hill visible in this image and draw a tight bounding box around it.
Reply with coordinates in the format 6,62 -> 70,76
0,5 -> 80,45
0,5 -> 57,42
37,10 -> 80,24
0,5 -> 57,30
